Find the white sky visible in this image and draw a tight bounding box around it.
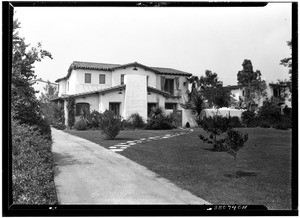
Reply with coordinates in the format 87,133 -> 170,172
14,3 -> 292,86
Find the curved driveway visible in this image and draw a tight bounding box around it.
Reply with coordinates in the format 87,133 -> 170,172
52,128 -> 210,204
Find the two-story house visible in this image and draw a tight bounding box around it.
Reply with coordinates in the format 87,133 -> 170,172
225,81 -> 291,111
53,61 -> 197,127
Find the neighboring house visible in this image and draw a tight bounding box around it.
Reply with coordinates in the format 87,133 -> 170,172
32,78 -> 58,99
225,81 -> 292,110
52,61 -> 197,127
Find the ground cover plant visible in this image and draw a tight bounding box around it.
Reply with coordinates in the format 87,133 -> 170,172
118,128 -> 291,210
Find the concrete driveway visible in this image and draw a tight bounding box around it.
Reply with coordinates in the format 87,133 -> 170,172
52,128 -> 210,204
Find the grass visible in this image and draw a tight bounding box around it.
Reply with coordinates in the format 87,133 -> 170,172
65,128 -> 185,148
66,127 -> 292,210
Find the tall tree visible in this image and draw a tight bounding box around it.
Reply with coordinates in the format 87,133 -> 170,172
12,18 -> 53,131
199,70 -> 231,108
280,40 -> 292,92
237,60 -> 267,111
39,81 -> 58,103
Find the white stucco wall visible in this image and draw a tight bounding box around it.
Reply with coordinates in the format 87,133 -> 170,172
111,66 -> 156,87
124,75 -> 147,120
98,90 -> 125,117
58,80 -> 67,96
74,69 -> 112,93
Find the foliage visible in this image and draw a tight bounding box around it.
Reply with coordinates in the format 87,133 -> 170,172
12,120 -> 57,204
39,81 -> 58,103
225,129 -> 248,178
67,97 -> 76,128
84,110 -> 103,129
283,106 -> 292,118
199,115 -> 231,151
280,40 -> 292,92
199,70 -> 231,108
146,107 -> 176,130
11,18 -> 52,137
229,116 -> 242,128
181,90 -> 205,120
99,110 -> 122,139
73,119 -> 89,131
257,100 -> 281,124
237,60 -> 267,111
127,113 -> 145,129
241,110 -> 257,127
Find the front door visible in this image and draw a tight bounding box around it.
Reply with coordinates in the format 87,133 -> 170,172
174,110 -> 182,127
109,103 -> 120,116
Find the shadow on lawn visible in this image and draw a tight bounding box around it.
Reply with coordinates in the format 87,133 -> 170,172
224,171 -> 257,178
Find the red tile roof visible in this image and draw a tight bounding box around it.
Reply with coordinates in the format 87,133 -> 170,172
55,61 -> 192,82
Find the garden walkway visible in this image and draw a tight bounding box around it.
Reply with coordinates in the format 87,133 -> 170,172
51,128 -> 210,204
108,129 -> 194,152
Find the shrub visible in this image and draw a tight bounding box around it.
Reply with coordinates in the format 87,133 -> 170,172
241,110 -> 256,127
12,120 -> 57,204
199,115 -> 231,151
67,97 -> 75,128
283,106 -> 292,118
273,123 -> 289,130
35,118 -> 52,140
257,101 -> 281,124
225,129 -> 248,178
145,107 -> 176,130
99,110 -> 122,139
73,119 -> 88,131
258,120 -> 271,128
229,116 -> 242,128
84,110 -> 103,129
127,113 -> 145,129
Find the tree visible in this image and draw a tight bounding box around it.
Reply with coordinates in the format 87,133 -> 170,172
237,60 -> 267,111
39,81 -> 58,103
12,18 -> 53,136
199,70 -> 231,108
225,129 -> 248,178
39,81 -> 64,129
280,40 -> 292,92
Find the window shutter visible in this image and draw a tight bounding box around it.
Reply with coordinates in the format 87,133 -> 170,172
161,76 -> 166,90
175,77 -> 179,90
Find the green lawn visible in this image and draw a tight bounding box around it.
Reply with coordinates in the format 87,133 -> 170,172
66,127 -> 292,210
65,128 -> 186,149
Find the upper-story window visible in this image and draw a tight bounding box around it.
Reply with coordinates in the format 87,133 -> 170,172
147,76 -> 149,86
121,74 -> 125,85
164,79 -> 174,95
99,74 -> 106,84
85,73 -> 91,83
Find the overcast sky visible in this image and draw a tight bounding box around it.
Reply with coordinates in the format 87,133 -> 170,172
15,3 -> 292,86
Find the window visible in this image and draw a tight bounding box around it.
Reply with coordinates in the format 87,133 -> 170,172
164,79 -> 174,95
67,81 -> 69,91
147,103 -> 157,117
165,103 -> 177,110
99,74 -> 106,84
109,103 -> 120,116
76,103 -> 90,116
85,73 -> 91,83
147,76 -> 149,86
121,74 -> 125,85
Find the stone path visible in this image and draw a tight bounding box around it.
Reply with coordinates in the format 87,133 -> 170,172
109,128 -> 194,152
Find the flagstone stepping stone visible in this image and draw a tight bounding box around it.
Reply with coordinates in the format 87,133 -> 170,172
128,143 -> 136,146
115,144 -> 130,147
140,138 -> 146,140
126,141 -> 135,143
109,146 -> 117,149
110,148 -> 124,152
119,142 -> 127,145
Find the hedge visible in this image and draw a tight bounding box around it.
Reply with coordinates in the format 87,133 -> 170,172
12,120 -> 57,204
